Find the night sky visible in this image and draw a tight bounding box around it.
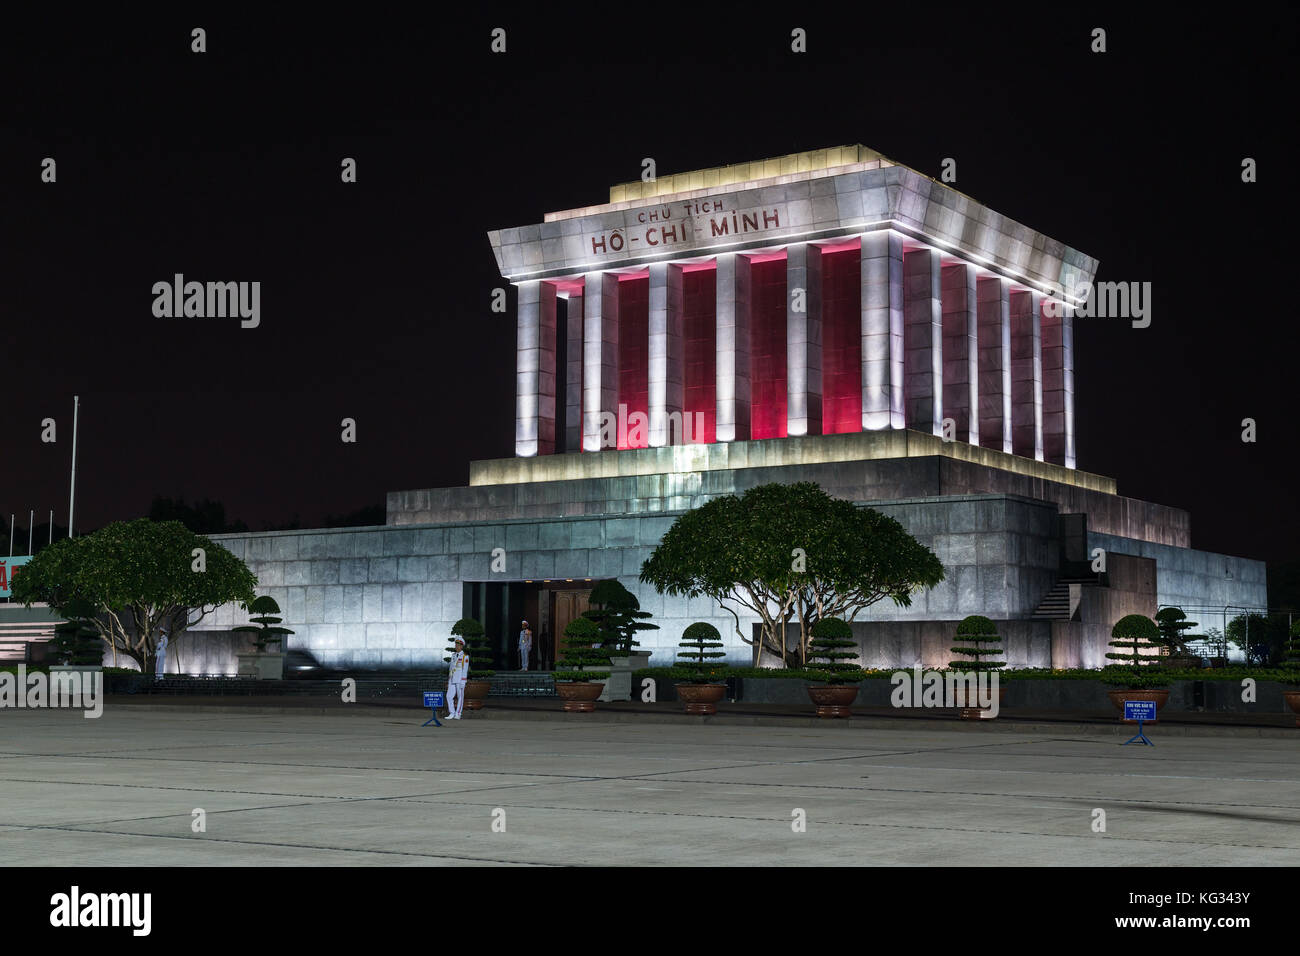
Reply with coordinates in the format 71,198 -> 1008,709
2,9 -> 1295,561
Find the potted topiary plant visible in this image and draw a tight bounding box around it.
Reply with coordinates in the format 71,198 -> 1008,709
49,598 -> 106,701
554,616 -> 611,712
1103,613 -> 1169,721
674,622 -> 728,715
583,579 -> 658,701
949,614 -> 1007,720
804,617 -> 863,718
1282,621 -> 1300,727
232,595 -> 293,680
445,618 -> 495,710
1155,607 -> 1201,669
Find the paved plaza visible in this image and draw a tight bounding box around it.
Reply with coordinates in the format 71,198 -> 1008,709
1,708 -> 1296,866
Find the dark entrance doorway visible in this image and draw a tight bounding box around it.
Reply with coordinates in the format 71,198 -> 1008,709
462,580 -> 596,670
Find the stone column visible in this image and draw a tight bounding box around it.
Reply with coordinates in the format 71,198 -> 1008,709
786,243 -> 822,436
717,253 -> 752,442
564,289 -> 583,454
647,262 -> 682,447
977,277 -> 1012,454
1031,290 -> 1044,462
515,280 -> 556,457
860,232 -> 905,430
903,248 -> 943,436
1041,294 -> 1067,466
1064,304 -> 1076,469
1010,289 -> 1043,460
941,262 -> 979,445
582,271 -> 619,451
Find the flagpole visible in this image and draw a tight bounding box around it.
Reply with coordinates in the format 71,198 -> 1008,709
68,396 -> 80,538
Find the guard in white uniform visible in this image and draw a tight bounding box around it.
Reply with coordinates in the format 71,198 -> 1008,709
446,637 -> 469,719
155,629 -> 169,678
518,620 -> 532,672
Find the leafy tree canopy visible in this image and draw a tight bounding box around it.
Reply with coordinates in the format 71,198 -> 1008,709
640,482 -> 944,667
11,518 -> 256,671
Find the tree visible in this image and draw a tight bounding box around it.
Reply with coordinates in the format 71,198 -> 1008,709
640,482 -> 944,667
443,617 -> 495,680
1104,613 -> 1163,686
1154,607 -> 1198,656
1226,613 -> 1284,666
805,617 -> 864,684
582,579 -> 658,653
231,595 -> 294,652
554,616 -> 611,683
949,615 -> 1006,673
676,622 -> 728,683
149,495 -> 249,534
10,518 -> 257,673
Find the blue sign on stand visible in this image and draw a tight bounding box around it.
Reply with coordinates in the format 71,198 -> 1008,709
422,691 -> 445,727
1122,699 -> 1156,746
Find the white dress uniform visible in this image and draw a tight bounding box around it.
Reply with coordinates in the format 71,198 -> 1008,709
155,633 -> 169,678
446,644 -> 470,719
518,625 -> 532,671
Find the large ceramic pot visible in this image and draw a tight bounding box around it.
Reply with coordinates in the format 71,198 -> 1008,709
807,684 -> 858,718
464,679 -> 491,711
957,685 -> 1008,721
1283,690 -> 1300,728
556,682 -> 605,713
1106,688 -> 1171,723
675,683 -> 726,716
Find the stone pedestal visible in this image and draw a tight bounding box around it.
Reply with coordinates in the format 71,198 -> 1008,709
236,653 -> 284,680
597,650 -> 652,701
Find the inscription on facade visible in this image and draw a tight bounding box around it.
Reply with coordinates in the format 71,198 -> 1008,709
588,199 -> 786,257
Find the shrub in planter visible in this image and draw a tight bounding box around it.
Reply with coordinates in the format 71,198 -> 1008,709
1103,613 -> 1169,720
444,618 -> 495,710
805,617 -> 862,717
1155,607 -> 1200,664
555,617 -> 611,712
50,599 -> 105,667
231,595 -> 294,652
675,622 -> 728,715
582,579 -> 659,655
949,614 -> 1006,719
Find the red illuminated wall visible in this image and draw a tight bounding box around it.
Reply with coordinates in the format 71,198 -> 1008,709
748,255 -> 787,439
617,273 -> 649,449
819,244 -> 861,434
681,265 -> 717,444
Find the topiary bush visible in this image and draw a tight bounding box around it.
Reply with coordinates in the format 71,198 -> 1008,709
1154,607 -> 1198,657
444,617 -> 495,679
1104,613 -> 1165,688
50,599 -> 105,667
555,616 -> 611,682
231,595 -> 294,652
676,622 -> 728,684
805,617 -> 863,684
949,615 -> 1006,673
583,579 -> 659,653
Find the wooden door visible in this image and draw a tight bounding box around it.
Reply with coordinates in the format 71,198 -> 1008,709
550,589 -> 591,670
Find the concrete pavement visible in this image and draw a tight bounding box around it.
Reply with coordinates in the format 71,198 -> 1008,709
1,707 -> 1297,865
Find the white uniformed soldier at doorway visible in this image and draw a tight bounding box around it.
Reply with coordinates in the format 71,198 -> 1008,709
518,620 -> 532,671
446,636 -> 469,719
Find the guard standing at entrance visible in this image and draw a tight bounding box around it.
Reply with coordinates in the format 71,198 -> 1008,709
446,637 -> 469,719
519,620 -> 533,671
